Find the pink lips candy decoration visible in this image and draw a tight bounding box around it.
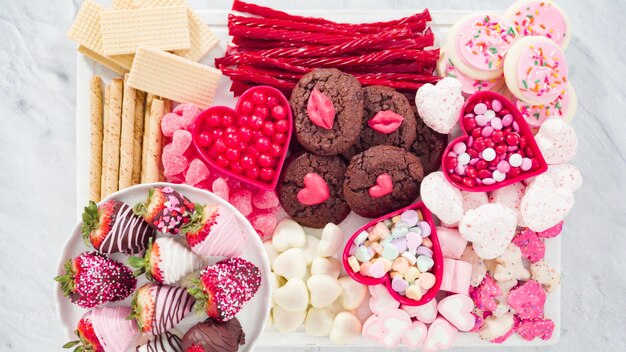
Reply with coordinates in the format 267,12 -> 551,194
192,86 -> 293,190
442,91 -> 547,192
342,202 -> 443,306
307,88 -> 335,129
367,110 -> 405,134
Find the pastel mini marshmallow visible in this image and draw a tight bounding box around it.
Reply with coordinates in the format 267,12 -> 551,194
305,307 -> 335,337
415,77 -> 464,134
329,312 -> 362,345
534,118 -> 578,164
401,298 -> 437,324
307,275 -> 343,308
462,191 -> 489,214
459,203 -> 518,259
423,317 -> 458,352
438,294 -> 476,332
272,248 -> 307,280
460,245 -> 487,287
273,278 -> 309,312
421,172 -> 464,225
401,320 -> 428,350
272,305 -> 306,333
311,256 -> 341,278
317,222 -> 343,257
441,258 -> 472,295
272,218 -> 306,252
338,276 -> 367,310
436,227 -> 467,259
493,244 -> 531,281
531,260 -> 561,292
488,182 -> 526,226
521,174 -> 574,232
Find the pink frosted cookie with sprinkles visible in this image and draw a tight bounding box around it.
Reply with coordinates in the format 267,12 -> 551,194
446,13 -> 518,80
437,51 -> 504,97
503,36 -> 569,105
516,82 -> 577,128
504,0 -> 571,49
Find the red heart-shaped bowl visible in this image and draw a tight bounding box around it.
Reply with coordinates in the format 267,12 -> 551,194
442,91 -> 547,192
342,202 -> 443,306
192,86 -> 293,190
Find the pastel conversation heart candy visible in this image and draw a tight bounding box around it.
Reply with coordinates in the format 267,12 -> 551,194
415,77 -> 464,134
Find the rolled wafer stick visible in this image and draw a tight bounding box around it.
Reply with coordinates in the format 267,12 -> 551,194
101,84 -> 111,197
102,78 -> 124,198
145,98 -> 165,183
140,93 -> 155,183
118,76 -> 136,190
89,76 -> 104,202
132,90 -> 146,185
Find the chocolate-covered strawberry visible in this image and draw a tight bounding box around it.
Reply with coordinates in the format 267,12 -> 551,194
129,283 -> 195,335
55,251 -> 136,308
63,313 -> 104,352
187,258 -> 261,322
133,186 -> 194,235
82,200 -> 155,255
182,204 -> 247,258
129,237 -> 204,285
64,306 -> 138,352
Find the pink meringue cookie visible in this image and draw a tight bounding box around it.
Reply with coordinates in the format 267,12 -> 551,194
534,118 -> 578,164
90,306 -> 138,352
462,191 -> 489,214
187,204 -> 247,258
543,163 -> 582,192
520,174 -> 574,232
488,182 -> 526,226
415,77 -> 464,134
420,172 -> 464,225
459,203 -> 518,259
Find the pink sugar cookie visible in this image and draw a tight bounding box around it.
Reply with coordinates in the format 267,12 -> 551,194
516,318 -> 555,341
470,274 -> 501,312
537,221 -> 564,239
516,83 -> 576,128
504,0 -> 571,48
512,228 -> 545,263
507,280 -> 546,320
437,52 -> 504,97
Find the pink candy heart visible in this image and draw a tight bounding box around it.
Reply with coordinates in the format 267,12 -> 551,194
437,294 -> 475,332
297,173 -> 330,205
368,173 -> 393,198
184,158 -> 209,186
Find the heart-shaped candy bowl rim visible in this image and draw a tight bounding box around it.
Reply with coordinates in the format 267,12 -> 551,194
192,86 -> 293,191
441,90 -> 548,192
341,202 -> 443,306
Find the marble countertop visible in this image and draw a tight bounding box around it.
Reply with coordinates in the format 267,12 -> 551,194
1,0 -> 624,351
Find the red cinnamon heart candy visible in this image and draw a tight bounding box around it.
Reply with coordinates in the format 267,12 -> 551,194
442,91 -> 547,192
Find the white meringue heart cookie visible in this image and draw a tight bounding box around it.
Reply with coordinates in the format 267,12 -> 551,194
459,203 -> 518,259
534,118 -> 578,164
273,306 -> 306,333
421,172 -> 464,225
311,256 -> 341,278
307,275 -> 343,308
272,247 -> 307,280
337,276 -> 367,310
273,277 -> 309,312
317,223 -> 344,257
462,191 -> 489,214
489,182 -> 526,226
272,218 -> 306,252
544,163 -> 582,192
521,174 -> 574,232
305,307 -> 335,337
415,77 -> 464,134
329,312 -> 362,345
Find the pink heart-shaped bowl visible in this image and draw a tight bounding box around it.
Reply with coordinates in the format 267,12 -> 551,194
192,86 -> 293,190
442,91 -> 547,192
342,202 -> 443,306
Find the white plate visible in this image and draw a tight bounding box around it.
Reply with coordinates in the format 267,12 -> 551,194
74,9 -> 560,348
56,182 -> 272,351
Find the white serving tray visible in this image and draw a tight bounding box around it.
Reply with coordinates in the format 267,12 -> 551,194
75,9 -> 560,348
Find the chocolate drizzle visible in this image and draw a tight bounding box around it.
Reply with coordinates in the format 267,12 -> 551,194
101,201 -> 155,255
151,284 -> 195,335
136,330 -> 183,352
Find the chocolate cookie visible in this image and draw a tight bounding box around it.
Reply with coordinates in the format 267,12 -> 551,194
290,68 -> 364,156
344,145 -> 424,218
410,106 -> 448,175
342,86 -> 417,159
278,152 -> 351,228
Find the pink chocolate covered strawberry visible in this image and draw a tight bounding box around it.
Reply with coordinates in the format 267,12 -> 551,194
129,237 -> 204,285
55,251 -> 136,309
82,200 -> 155,255
64,306 -> 138,352
129,283 -> 195,335
187,258 -> 261,322
133,186 -> 194,235
182,203 -> 247,258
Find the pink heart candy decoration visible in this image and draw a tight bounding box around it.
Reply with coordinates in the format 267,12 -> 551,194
401,321 -> 428,349
368,173 -> 393,198
184,158 -> 209,186
296,172 -> 330,205
437,294 -> 476,332
367,110 -> 404,134
162,130 -> 193,177
307,88 -> 335,129
423,317 -> 458,352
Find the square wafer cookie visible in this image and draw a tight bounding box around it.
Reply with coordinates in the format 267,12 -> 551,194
127,46 -> 221,109
136,0 -> 218,61
100,6 -> 191,56
67,0 -> 134,71
111,0 -> 139,10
